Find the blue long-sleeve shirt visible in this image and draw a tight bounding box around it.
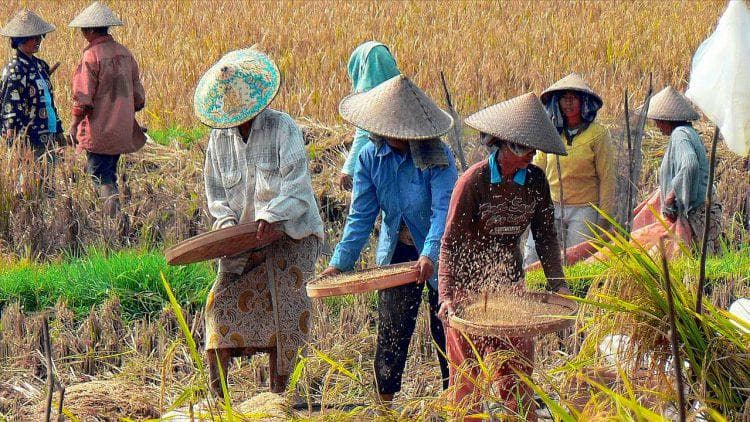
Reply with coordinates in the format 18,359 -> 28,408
329,140 -> 457,287
659,126 -> 709,217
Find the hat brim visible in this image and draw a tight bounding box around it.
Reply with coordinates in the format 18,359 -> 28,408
540,88 -> 603,110
338,91 -> 453,141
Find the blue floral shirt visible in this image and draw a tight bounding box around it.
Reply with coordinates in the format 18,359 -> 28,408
330,140 -> 457,287
0,51 -> 61,147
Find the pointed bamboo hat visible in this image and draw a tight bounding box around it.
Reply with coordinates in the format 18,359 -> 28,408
0,9 -> 55,38
338,74 -> 453,140
194,48 -> 281,128
465,92 -> 567,155
645,86 -> 700,121
69,2 -> 123,28
540,73 -> 603,109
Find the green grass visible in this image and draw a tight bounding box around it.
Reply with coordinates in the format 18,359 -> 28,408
525,246 -> 749,296
147,125 -> 209,148
0,248 -> 215,320
1,246 -> 746,321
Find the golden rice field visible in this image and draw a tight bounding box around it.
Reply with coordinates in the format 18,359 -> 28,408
2,0 -> 726,130
2,1 -> 749,420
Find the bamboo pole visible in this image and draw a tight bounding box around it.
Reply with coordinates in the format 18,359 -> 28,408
556,156 -> 567,266
659,237 -> 686,422
440,70 -> 468,171
624,88 -> 633,235
696,126 -> 720,316
56,386 -> 66,422
42,316 -> 55,422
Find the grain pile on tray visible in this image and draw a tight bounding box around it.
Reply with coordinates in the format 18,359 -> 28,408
310,263 -> 415,286
458,294 -> 570,326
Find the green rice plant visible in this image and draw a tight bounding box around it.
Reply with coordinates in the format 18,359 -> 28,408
147,126 -> 209,148
0,248 -> 215,319
558,217 -> 750,418
525,246 -> 749,298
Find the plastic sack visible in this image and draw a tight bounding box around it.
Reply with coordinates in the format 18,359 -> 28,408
686,0 -> 750,157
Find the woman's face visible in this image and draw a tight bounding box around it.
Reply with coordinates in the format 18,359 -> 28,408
559,91 -> 582,120
498,142 -> 535,173
654,119 -> 673,136
19,36 -> 42,55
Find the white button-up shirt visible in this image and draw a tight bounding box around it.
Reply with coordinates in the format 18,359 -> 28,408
204,108 -> 324,273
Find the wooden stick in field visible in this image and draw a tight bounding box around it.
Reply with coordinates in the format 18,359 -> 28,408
556,156 -> 567,266
659,236 -> 686,422
625,74 -> 653,233
696,126 -> 720,316
56,386 -> 66,422
49,62 -> 60,76
42,316 -> 55,422
440,71 -> 468,171
623,87 -> 633,234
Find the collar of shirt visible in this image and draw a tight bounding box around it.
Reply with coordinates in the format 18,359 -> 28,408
375,140 -> 410,164
228,112 -> 266,145
15,51 -> 32,65
488,149 -> 527,185
85,34 -> 114,51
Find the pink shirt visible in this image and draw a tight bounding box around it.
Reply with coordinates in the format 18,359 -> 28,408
72,35 -> 146,155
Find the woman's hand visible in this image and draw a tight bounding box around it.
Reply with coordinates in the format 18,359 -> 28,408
256,219 -> 277,241
438,299 -> 455,322
413,256 -> 434,284
556,286 -> 573,296
338,173 -> 353,191
663,190 -> 678,223
319,266 -> 342,278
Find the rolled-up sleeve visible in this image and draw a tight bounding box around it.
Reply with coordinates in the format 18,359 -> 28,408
71,51 -> 98,117
329,147 -> 379,271
422,147 -> 458,264
255,116 -> 309,223
204,131 -> 238,230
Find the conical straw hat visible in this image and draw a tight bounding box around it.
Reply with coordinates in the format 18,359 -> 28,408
0,9 -> 55,38
69,2 -> 123,28
194,48 -> 281,128
338,74 -> 453,140
645,86 -> 700,121
465,92 -> 567,155
540,73 -> 603,108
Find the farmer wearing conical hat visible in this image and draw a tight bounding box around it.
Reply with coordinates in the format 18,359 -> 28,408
0,9 -> 63,158
438,93 -> 571,419
337,41 -> 401,191
320,74 -> 458,403
68,1 -> 145,217
524,73 -> 616,267
195,48 -> 324,397
644,86 -> 722,252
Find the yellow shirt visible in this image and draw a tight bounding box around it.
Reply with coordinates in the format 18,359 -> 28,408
532,122 -> 616,217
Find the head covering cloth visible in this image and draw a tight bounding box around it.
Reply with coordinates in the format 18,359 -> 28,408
347,41 -> 400,93
540,73 -> 603,134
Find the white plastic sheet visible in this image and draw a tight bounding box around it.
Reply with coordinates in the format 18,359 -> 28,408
686,0 -> 750,157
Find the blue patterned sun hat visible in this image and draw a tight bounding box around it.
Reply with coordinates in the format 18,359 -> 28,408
193,48 -> 281,128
